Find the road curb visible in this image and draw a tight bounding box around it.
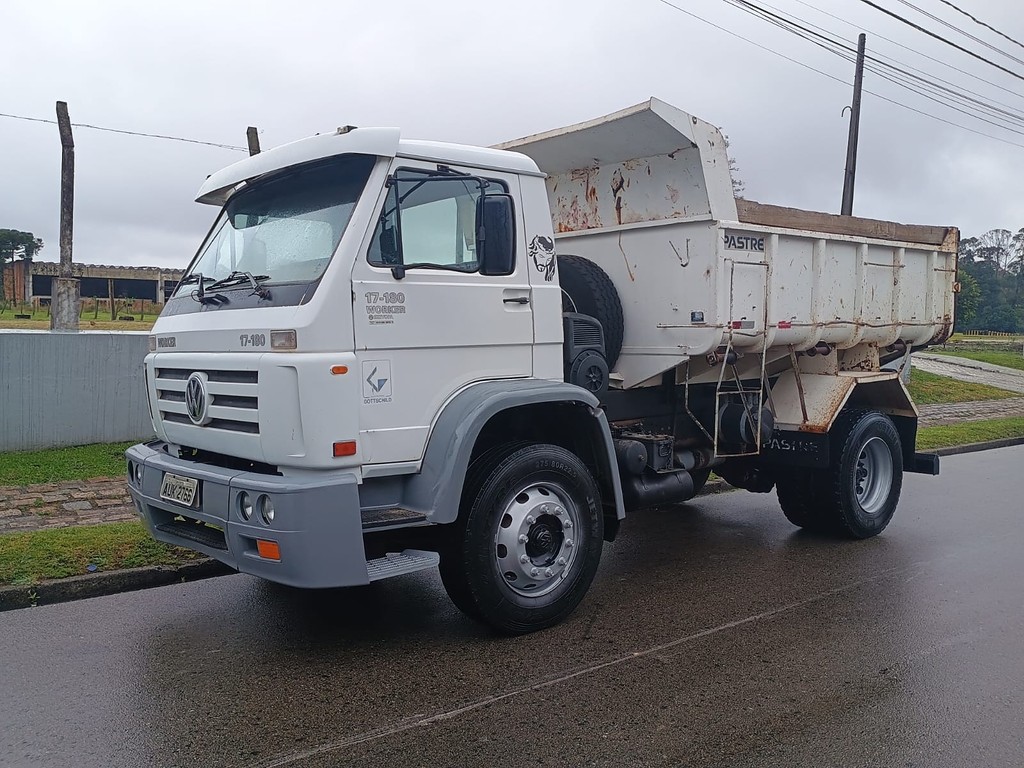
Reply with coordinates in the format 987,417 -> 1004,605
2,441 -> 1021,611
932,436 -> 1024,456
0,559 -> 233,612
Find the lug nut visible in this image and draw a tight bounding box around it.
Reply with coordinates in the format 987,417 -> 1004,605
520,554 -> 530,564
519,534 -> 529,544
525,515 -> 535,525
564,520 -> 573,529
541,504 -> 550,513
544,568 -> 553,577
554,507 -> 563,516
531,567 -> 539,577
556,557 -> 566,566
566,540 -> 574,549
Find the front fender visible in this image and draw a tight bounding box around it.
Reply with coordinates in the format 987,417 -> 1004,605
401,379 -> 625,524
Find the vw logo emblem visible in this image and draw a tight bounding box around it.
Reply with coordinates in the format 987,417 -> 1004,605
185,372 -> 211,425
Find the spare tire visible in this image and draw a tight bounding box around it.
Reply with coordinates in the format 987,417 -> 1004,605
557,254 -> 624,370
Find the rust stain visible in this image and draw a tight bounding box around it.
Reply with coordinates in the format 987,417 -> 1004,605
666,184 -> 680,204
611,169 -> 626,226
617,232 -> 636,282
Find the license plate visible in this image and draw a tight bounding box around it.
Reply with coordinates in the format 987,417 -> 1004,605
160,473 -> 198,507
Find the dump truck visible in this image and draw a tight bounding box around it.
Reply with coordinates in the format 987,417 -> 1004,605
126,98 -> 958,633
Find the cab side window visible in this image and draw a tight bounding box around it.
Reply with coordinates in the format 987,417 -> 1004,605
368,171 -> 506,272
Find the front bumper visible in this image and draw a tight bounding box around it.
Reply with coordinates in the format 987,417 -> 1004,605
126,441 -> 370,588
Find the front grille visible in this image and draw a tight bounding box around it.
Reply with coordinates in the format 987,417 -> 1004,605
156,367 -> 260,435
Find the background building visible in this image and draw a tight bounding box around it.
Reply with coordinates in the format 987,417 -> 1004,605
2,259 -> 184,305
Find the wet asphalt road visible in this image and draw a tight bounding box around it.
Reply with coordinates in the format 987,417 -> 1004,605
2,446 -> 1023,768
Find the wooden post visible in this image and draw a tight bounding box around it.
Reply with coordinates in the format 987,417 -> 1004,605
51,100 -> 80,331
841,34 -> 866,216
108,278 -> 115,320
246,127 -> 261,156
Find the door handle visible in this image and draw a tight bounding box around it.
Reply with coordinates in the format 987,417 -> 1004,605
503,296 -> 530,305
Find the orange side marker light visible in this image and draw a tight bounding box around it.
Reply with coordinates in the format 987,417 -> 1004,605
333,440 -> 357,457
256,539 -> 281,561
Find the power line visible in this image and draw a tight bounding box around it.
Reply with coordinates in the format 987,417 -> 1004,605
936,0 -> 1024,54
890,0 -> 1024,67
790,0 -> 1024,103
651,0 -> 1024,150
855,0 -> 1024,83
723,0 -> 1024,132
0,112 -> 247,152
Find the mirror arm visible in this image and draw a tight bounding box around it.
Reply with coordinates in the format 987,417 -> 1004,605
391,266 -> 406,280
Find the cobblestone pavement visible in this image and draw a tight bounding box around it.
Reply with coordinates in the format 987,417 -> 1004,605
0,477 -> 135,534
918,396 -> 1024,426
2,353 -> 1022,536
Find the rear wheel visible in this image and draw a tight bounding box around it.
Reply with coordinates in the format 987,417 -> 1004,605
776,468 -> 832,533
826,411 -> 903,538
776,411 -> 903,539
439,443 -> 604,634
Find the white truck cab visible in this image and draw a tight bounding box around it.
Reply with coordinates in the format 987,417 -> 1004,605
127,99 -> 957,633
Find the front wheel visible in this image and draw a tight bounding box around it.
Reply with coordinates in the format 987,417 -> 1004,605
439,443 -> 604,634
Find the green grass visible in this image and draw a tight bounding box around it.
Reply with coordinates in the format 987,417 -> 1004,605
0,521 -> 204,585
906,368 -> 1017,405
930,348 -> 1024,372
0,442 -> 134,486
0,307 -> 155,331
916,416 -> 1024,451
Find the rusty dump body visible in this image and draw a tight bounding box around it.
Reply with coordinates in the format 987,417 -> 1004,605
500,98 -> 959,392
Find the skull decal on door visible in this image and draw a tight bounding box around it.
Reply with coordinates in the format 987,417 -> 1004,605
529,235 -> 556,282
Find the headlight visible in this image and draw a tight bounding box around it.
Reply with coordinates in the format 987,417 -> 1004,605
135,462 -> 143,485
238,492 -> 253,520
259,495 -> 275,525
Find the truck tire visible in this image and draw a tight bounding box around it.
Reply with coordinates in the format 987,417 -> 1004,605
439,442 -> 604,634
824,410 -> 904,539
775,469 -> 832,533
557,254 -> 624,370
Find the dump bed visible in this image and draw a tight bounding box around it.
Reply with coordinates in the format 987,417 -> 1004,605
499,99 -> 958,388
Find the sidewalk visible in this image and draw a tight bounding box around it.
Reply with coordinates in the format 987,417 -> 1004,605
913,353 -> 1024,395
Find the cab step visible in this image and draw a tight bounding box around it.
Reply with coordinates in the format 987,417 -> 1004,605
366,549 -> 440,582
360,507 -> 427,530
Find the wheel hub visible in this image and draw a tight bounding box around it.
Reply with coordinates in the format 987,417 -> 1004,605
495,484 -> 579,598
855,436 -> 894,516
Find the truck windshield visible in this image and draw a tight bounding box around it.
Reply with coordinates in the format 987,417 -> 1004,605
178,154 -> 374,293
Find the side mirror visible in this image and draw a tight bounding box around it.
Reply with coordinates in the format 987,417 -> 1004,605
476,194 -> 516,276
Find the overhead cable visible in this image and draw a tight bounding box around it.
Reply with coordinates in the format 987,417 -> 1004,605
0,112 -> 247,152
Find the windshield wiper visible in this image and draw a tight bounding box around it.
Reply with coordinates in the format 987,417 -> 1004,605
180,272 -> 229,305
207,271 -> 272,299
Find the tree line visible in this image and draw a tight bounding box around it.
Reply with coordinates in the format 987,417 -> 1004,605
0,229 -> 44,304
956,229 -> 1024,333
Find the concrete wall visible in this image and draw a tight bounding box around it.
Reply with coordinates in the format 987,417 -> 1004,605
0,331 -> 152,452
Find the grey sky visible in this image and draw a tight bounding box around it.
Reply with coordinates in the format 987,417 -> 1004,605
3,0 -> 1022,269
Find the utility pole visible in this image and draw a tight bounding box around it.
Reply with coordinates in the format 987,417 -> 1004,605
51,100 -> 80,331
246,126 -> 261,156
841,33 -> 867,216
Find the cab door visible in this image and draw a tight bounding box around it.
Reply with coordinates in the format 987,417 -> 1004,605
351,161 -> 533,465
